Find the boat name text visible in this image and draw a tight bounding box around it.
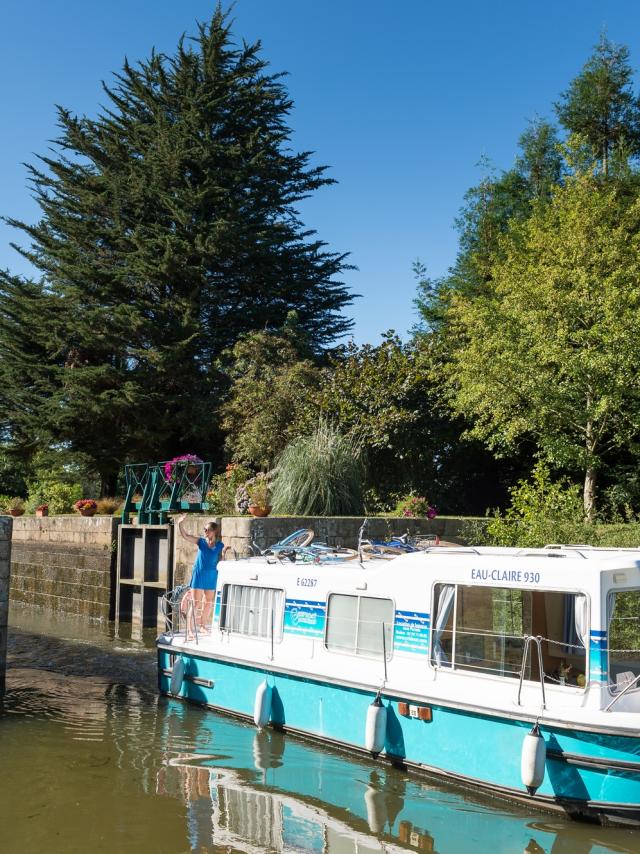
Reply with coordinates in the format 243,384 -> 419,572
470,569 -> 541,584
296,577 -> 318,588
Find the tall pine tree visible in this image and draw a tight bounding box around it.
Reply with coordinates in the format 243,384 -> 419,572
555,34 -> 640,175
0,8 -> 352,492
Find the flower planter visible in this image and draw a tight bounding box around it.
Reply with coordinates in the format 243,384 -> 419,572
9,508 -> 25,517
35,509 -> 48,517
79,508 -> 97,518
248,504 -> 272,518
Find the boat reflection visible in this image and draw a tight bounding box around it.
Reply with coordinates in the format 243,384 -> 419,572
157,701 -> 639,854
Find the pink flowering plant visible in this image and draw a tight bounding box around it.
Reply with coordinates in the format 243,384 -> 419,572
163,454 -> 203,482
393,494 -> 437,519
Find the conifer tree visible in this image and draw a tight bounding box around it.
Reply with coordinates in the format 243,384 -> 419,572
0,9 -> 351,492
555,34 -> 640,175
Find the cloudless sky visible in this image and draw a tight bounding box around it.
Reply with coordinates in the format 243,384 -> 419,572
2,1 -> 640,344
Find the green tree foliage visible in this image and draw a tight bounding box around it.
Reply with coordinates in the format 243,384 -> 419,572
445,171 -> 640,520
0,8 -> 351,492
220,318 -> 322,469
307,333 -> 437,501
415,121 -> 562,333
555,34 -> 640,175
303,333 -> 514,512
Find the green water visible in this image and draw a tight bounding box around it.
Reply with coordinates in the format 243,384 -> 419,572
1,603 -> 639,854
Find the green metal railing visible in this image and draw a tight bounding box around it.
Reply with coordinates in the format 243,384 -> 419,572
122,460 -> 212,524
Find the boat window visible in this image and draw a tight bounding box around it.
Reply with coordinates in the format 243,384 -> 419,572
220,584 -> 284,640
608,589 -> 640,692
431,583 -> 587,685
325,594 -> 393,660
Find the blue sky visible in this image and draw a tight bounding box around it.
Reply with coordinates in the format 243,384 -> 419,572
2,1 -> 640,344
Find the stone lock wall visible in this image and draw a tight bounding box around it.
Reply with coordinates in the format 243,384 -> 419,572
9,516 -> 119,620
8,514 -> 477,622
0,515 -> 11,696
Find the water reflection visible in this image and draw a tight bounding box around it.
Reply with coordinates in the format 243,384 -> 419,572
2,608 -> 639,854
158,701 -> 639,854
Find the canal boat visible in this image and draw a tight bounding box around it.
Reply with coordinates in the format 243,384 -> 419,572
157,540 -> 640,826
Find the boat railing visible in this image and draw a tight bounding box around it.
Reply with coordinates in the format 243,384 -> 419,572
517,635 -> 546,710
161,585 -> 200,643
604,672 -> 640,712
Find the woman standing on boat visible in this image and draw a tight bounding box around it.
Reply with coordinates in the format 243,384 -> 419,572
177,515 -> 227,631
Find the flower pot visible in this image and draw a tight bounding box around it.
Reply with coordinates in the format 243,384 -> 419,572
35,509 -> 48,517
80,508 -> 96,518
9,508 -> 24,517
248,504 -> 272,518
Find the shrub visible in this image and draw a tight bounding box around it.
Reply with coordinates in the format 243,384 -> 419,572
27,480 -> 83,514
271,422 -> 365,516
95,497 -> 122,515
481,462 -> 592,547
206,463 -> 253,514
393,494 -> 437,519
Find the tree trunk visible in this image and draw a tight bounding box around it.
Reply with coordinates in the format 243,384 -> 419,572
583,465 -> 597,523
100,472 -> 118,498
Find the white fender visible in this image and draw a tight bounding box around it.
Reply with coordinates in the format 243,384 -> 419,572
521,723 -> 546,795
253,680 -> 273,729
365,694 -> 387,755
364,786 -> 387,833
170,656 -> 185,695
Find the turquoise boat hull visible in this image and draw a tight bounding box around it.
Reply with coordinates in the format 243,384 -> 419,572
157,646 -> 640,826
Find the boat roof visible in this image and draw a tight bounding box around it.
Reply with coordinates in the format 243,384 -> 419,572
219,544 -> 640,593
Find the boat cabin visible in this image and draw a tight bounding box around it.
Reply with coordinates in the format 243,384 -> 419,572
208,544 -> 640,713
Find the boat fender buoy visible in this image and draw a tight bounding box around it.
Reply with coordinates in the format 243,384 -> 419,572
365,693 -> 387,756
170,656 -> 185,695
254,680 -> 273,729
520,722 -> 546,796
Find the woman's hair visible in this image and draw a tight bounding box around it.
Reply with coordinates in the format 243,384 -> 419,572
205,521 -> 218,533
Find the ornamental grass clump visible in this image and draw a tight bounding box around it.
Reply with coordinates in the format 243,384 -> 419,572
271,423 -> 365,516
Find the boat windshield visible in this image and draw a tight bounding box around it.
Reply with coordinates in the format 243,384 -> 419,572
608,589 -> 640,692
431,583 -> 588,686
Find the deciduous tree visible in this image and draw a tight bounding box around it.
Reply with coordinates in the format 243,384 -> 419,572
445,170 -> 640,520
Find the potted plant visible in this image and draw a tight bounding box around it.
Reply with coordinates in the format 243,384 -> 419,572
35,503 -> 49,518
246,474 -> 272,517
5,497 -> 25,517
74,498 -> 98,518
393,494 -> 438,519
558,662 -> 572,686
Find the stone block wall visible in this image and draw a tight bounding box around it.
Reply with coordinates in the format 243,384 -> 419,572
10,516 -> 119,620
0,515 -> 11,696
9,514 -> 480,622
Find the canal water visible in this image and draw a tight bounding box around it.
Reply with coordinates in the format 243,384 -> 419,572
1,605 -> 639,854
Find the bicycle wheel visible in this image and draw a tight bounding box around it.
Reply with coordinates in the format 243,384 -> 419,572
277,528 -> 315,548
